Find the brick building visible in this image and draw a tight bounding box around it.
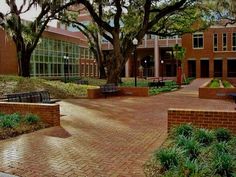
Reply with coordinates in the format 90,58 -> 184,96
183,24 -> 236,79
0,12 -> 236,80
0,26 -> 98,78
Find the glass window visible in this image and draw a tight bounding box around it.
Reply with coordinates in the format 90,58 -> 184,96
213,33 -> 217,51
193,33 -> 203,49
232,33 -> 236,51
223,33 -> 227,51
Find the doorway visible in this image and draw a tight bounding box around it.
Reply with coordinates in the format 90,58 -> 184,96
188,60 -> 196,77
200,60 -> 209,78
214,60 -> 222,77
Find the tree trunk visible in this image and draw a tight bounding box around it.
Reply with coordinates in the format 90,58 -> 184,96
99,63 -> 106,79
18,51 -> 31,77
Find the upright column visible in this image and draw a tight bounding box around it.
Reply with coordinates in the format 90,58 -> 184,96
196,59 -> 201,78
223,58 -> 227,79
154,36 -> 160,77
125,59 -> 130,77
209,58 -> 214,78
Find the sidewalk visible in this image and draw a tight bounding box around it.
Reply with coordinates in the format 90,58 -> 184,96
0,79 -> 234,177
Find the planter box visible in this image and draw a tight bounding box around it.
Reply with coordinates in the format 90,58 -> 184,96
168,108 -> 236,134
0,102 -> 60,126
87,87 -> 149,99
199,80 -> 236,99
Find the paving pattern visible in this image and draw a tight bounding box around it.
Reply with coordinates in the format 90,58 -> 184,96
0,79 -> 235,177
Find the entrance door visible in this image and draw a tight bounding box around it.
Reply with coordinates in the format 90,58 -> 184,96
228,60 -> 236,77
188,60 -> 196,77
214,60 -> 222,77
200,60 -> 209,77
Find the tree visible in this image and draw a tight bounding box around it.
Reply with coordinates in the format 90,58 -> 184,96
56,7 -> 107,78
78,0 -> 213,84
0,0 -> 77,77
173,44 -> 186,84
209,0 -> 236,24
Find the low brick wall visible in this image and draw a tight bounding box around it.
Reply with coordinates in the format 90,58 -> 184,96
168,108 -> 236,134
199,80 -> 236,99
0,102 -> 60,126
87,87 -> 149,99
199,87 -> 236,99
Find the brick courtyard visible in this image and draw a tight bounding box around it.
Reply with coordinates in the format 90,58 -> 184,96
0,79 -> 235,177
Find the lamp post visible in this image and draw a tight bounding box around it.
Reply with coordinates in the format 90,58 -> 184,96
161,60 -> 164,81
144,59 -> 147,77
132,38 -> 138,87
64,55 -> 69,83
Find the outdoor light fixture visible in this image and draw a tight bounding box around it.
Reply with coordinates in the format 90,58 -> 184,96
64,55 -> 69,83
161,60 -> 164,81
132,38 -> 138,87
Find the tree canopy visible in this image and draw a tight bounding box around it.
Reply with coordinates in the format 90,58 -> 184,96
78,0 -> 214,83
0,0 -> 77,77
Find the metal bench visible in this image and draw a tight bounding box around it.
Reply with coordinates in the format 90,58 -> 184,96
229,93 -> 236,103
76,79 -> 89,85
100,83 -> 119,98
148,81 -> 165,88
5,91 -> 60,104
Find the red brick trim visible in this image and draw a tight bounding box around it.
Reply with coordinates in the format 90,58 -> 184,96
0,102 -> 60,126
168,108 -> 236,134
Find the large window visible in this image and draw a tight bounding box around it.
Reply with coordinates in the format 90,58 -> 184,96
232,33 -> 236,51
193,33 -> 204,49
223,33 -> 227,51
213,33 -> 218,51
31,38 -> 84,77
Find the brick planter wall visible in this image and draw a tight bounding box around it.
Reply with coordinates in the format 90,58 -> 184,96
0,102 -> 60,126
199,80 -> 236,99
87,87 -> 149,99
168,108 -> 236,134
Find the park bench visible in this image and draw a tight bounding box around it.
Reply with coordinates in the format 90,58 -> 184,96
5,91 -> 60,104
228,93 -> 236,104
148,80 -> 165,88
76,79 -> 89,85
100,83 -> 119,98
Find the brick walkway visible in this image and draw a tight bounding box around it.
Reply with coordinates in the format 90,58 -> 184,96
0,79 -> 234,177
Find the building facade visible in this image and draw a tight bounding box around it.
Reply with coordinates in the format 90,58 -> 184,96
0,27 -> 98,78
183,25 -> 236,79
1,14 -> 236,80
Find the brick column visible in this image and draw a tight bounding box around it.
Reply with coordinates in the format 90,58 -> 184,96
223,58 -> 227,79
154,36 -> 160,77
209,58 -> 214,78
125,59 -> 130,77
196,59 -> 201,78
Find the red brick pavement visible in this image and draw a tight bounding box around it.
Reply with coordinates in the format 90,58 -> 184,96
0,79 -> 234,177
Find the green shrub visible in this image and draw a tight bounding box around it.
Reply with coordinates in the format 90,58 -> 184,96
154,148 -> 179,170
0,113 -> 21,128
215,128 -> 231,142
209,79 -> 220,88
182,138 -> 201,160
24,114 -> 40,124
222,80 -> 233,88
213,142 -> 230,155
212,153 -> 235,176
195,129 -> 214,146
172,124 -> 194,138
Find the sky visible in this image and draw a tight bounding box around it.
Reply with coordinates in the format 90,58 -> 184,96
0,0 -> 57,27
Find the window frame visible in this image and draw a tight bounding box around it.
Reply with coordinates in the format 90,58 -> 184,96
213,33 -> 218,51
193,32 -> 204,49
